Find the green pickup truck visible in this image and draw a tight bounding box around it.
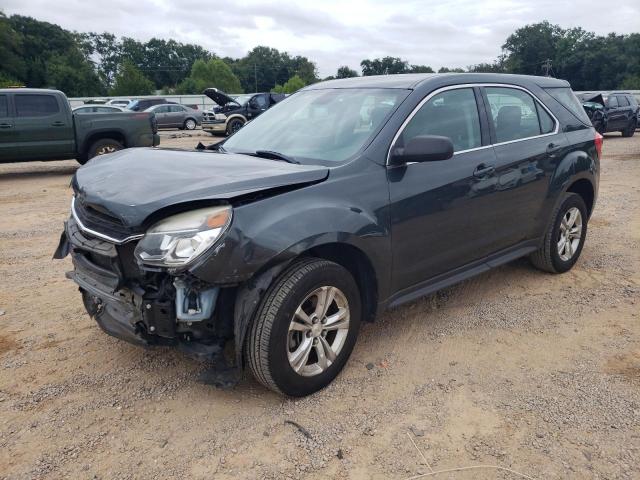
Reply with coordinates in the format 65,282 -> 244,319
0,88 -> 160,164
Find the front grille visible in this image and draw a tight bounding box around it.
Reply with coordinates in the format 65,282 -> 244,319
73,198 -> 143,243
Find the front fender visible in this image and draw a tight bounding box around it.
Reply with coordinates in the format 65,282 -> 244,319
190,196 -> 390,287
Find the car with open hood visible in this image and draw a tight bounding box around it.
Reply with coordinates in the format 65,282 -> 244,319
201,88 -> 285,136
55,73 -> 600,396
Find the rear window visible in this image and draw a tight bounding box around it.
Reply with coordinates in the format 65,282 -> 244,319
544,87 -> 591,125
0,95 -> 7,117
15,94 -> 60,117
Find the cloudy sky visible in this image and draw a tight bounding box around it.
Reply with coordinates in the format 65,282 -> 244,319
3,0 -> 639,77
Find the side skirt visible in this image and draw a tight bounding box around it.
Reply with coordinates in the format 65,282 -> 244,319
384,239 -> 540,310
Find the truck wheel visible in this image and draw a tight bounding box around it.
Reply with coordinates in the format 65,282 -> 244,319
184,118 -> 197,130
530,193 -> 588,274
247,258 -> 361,397
621,120 -> 636,137
87,139 -> 123,160
226,119 -> 244,136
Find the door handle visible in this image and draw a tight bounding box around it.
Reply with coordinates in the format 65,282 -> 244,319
51,121 -> 65,127
473,164 -> 495,178
0,123 -> 12,129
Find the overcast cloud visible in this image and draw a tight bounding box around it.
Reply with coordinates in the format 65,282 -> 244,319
3,0 -> 638,77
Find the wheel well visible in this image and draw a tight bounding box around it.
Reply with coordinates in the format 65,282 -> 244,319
567,179 -> 594,216
84,132 -> 126,154
305,243 -> 378,323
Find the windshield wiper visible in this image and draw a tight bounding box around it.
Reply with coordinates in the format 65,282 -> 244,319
253,150 -> 300,164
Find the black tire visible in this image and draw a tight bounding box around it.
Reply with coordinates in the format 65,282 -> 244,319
87,138 -> 123,160
621,119 -> 636,137
530,193 -> 588,273
246,258 -> 361,397
226,118 -> 244,136
184,118 -> 197,130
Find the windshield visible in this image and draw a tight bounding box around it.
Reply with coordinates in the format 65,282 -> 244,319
231,94 -> 253,106
223,88 -> 408,163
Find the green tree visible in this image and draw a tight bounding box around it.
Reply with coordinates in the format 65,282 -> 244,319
361,57 -> 409,76
272,75 -> 306,94
410,65 -> 434,73
336,66 -> 358,78
109,61 -> 155,96
438,67 -> 465,73
176,58 -> 242,94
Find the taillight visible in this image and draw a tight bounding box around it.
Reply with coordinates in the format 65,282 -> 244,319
594,131 -> 603,160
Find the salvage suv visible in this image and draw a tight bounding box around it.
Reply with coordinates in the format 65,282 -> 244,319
56,74 -> 600,396
201,88 -> 285,135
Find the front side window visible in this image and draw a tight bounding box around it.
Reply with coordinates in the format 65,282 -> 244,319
253,95 -> 268,108
223,88 -> 408,164
15,95 -> 59,117
400,88 -> 481,152
485,87 -> 543,143
0,95 -> 8,117
607,96 -> 618,108
170,105 -> 184,112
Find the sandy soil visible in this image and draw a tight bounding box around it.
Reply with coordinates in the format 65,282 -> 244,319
0,131 -> 638,480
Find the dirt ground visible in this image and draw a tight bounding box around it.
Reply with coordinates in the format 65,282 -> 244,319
0,130 -> 638,480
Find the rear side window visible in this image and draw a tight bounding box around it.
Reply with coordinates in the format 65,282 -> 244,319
618,96 -> 630,107
15,95 -> 60,117
485,87 -> 542,142
545,87 -> 591,125
0,95 -> 8,117
537,103 -> 555,134
401,88 -> 481,152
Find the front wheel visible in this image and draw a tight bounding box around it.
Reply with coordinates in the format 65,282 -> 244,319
246,258 -> 361,396
530,193 -> 588,273
184,118 -> 197,130
226,118 -> 244,136
621,119 -> 636,137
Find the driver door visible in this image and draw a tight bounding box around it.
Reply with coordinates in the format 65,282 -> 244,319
388,87 -> 500,292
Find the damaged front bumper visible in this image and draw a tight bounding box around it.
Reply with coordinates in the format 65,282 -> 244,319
55,217 -> 230,361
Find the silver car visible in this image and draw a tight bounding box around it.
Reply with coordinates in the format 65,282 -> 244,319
73,105 -> 126,113
144,104 -> 203,130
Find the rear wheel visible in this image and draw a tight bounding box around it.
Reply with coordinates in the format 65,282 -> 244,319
184,118 -> 197,130
247,258 -> 361,396
530,193 -> 588,273
83,138 -> 123,163
226,118 -> 244,136
621,119 -> 636,137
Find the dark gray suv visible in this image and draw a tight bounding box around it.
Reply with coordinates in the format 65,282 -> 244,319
56,73 -> 600,396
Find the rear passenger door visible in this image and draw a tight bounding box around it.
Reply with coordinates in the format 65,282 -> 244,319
0,93 -> 17,162
481,86 -> 565,244
13,93 -> 75,160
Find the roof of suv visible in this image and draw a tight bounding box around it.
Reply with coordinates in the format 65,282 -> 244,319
305,73 -> 570,90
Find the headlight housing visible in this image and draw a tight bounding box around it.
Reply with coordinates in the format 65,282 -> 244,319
134,205 -> 232,267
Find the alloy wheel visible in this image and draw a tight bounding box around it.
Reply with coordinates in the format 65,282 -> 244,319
96,145 -> 118,155
185,119 -> 196,130
287,286 -> 350,377
557,207 -> 583,261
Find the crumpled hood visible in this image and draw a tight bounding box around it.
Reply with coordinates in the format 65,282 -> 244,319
73,148 -> 329,227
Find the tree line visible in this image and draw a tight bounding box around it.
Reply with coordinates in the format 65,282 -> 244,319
1,12 -> 638,98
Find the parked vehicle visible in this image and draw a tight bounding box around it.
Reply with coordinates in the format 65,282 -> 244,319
576,92 -> 607,134
73,105 -> 126,114
601,92 -> 637,136
55,74 -> 600,396
581,92 -> 640,137
201,89 -> 285,135
145,103 -> 203,130
0,88 -> 159,164
106,99 -> 131,107
126,98 -> 169,112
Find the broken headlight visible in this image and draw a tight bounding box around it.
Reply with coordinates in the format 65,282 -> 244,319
134,206 -> 232,267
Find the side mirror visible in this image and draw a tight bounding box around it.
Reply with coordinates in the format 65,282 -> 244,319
389,135 -> 454,166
